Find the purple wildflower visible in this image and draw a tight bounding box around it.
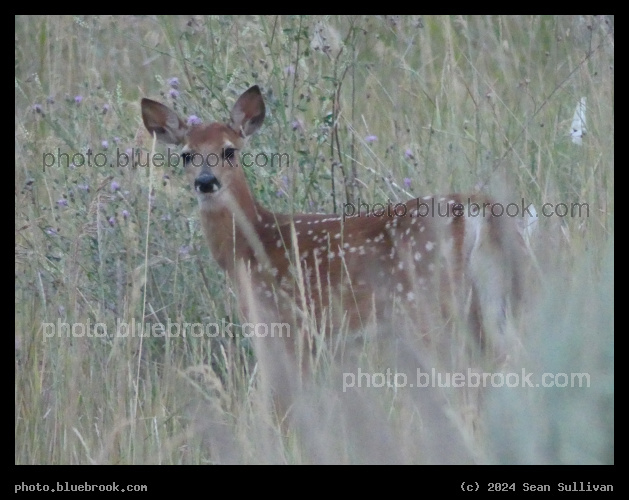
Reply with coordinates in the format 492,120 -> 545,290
110,180 -> 120,192
57,198 -> 68,207
102,104 -> 109,114
101,140 -> 109,150
169,89 -> 179,99
168,77 -> 180,89
122,210 -> 130,219
108,217 -> 116,227
365,135 -> 378,144
187,115 -> 202,126
74,95 -> 83,105
403,177 -> 412,188
404,148 -> 414,159
33,104 -> 43,114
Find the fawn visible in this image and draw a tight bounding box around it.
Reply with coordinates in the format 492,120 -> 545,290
141,85 -> 524,361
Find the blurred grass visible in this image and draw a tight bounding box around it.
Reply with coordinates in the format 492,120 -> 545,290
15,15 -> 613,464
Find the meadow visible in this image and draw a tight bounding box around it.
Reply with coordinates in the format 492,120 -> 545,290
15,15 -> 613,464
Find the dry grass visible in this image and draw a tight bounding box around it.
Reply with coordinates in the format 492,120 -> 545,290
15,15 -> 613,465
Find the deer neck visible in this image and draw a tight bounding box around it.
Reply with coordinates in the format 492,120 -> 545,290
198,175 -> 273,274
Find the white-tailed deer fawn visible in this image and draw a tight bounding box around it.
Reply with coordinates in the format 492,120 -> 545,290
141,86 -> 524,359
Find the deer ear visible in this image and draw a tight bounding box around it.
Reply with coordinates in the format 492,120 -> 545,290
230,85 -> 266,138
141,98 -> 188,145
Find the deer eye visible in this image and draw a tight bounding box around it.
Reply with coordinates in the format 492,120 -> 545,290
223,147 -> 236,160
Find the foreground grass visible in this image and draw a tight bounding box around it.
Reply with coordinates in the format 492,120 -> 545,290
15,15 -> 613,464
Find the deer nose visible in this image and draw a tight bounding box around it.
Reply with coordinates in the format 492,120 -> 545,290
195,172 -> 221,193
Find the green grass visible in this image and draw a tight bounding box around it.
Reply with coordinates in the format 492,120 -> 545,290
15,15 -> 613,464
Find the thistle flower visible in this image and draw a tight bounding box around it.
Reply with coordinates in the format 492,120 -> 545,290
187,115 -> 202,126
291,119 -> 304,132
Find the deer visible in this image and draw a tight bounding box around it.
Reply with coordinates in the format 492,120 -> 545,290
141,86 -> 525,382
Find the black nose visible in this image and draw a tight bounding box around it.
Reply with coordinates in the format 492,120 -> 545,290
194,173 -> 221,193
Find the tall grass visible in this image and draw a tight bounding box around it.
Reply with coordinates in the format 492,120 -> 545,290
15,15 -> 613,464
